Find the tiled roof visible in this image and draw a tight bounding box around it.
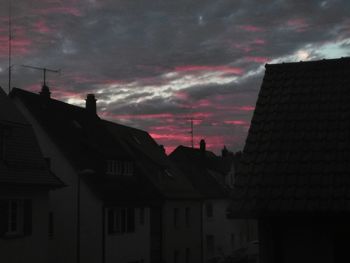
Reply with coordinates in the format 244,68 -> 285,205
0,88 -> 64,188
229,57 -> 350,216
169,145 -> 232,198
11,88 -> 200,201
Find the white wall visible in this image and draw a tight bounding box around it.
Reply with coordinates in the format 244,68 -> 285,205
162,200 -> 202,263
203,199 -> 258,261
105,207 -> 151,263
0,189 -> 50,263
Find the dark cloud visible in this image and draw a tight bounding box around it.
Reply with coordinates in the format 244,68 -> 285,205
0,0 -> 350,153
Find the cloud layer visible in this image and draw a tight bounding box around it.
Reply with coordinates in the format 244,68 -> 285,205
1,0 -> 350,154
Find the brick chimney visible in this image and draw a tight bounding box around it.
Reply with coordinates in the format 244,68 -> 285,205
85,94 -> 97,114
40,84 -> 51,99
200,139 -> 206,152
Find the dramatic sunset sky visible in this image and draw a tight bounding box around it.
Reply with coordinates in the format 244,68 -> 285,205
0,0 -> 350,154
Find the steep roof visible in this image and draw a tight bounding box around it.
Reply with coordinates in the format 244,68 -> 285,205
0,87 -> 63,188
11,88 -> 199,201
230,57 -> 350,217
169,145 -> 232,198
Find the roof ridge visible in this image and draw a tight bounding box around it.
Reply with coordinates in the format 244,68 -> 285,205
265,56 -> 350,68
11,88 -> 87,114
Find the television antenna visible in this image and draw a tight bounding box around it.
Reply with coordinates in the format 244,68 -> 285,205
187,117 -> 202,148
8,0 -> 13,93
21,65 -> 61,86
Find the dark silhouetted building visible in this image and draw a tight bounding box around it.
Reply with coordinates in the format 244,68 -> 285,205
11,86 -> 202,263
229,57 -> 350,263
0,87 -> 63,263
170,143 -> 258,262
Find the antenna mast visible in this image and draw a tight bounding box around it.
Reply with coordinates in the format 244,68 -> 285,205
21,65 -> 61,86
190,117 -> 194,148
8,0 -> 12,93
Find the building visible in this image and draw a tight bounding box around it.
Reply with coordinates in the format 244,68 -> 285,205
0,87 -> 63,263
170,141 -> 258,263
229,57 -> 350,263
11,86 -> 202,263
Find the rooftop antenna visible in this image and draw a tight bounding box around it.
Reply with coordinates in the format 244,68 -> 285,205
8,0 -> 13,93
187,117 -> 202,148
190,117 -> 194,148
21,65 -> 61,86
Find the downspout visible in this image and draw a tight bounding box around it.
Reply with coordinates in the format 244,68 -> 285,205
77,172 -> 80,263
200,200 -> 204,263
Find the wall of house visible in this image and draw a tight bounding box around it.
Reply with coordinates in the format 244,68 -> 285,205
203,199 -> 258,262
13,98 -> 79,263
0,188 -> 50,263
105,207 -> 151,263
80,180 -> 104,263
162,200 -> 202,263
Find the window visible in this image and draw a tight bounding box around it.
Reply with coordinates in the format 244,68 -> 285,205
185,248 -> 190,263
173,208 -> 179,228
139,207 -> 145,225
206,235 -> 215,254
185,207 -> 190,227
106,160 -> 134,176
205,202 -> 213,218
124,162 -> 134,176
0,199 -> 31,237
107,207 -> 135,234
231,233 -> 235,250
49,212 -> 54,238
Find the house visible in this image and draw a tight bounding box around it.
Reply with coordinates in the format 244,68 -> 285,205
169,141 -> 258,263
10,85 -> 202,263
228,57 -> 350,263
0,87 -> 63,263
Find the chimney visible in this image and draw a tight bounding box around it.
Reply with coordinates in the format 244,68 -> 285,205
85,94 -> 97,114
200,139 -> 206,153
222,146 -> 228,158
40,84 -> 51,99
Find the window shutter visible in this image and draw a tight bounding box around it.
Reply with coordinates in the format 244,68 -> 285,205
23,199 -> 32,236
0,200 -> 8,236
107,209 -> 114,234
127,207 -> 135,233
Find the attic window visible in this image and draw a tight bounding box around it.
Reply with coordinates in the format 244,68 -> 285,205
106,160 -> 134,176
133,136 -> 141,144
165,169 -> 174,177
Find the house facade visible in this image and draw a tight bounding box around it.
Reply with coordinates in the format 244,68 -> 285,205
170,142 -> 258,263
229,57 -> 350,263
0,87 -> 63,263
11,86 -> 202,263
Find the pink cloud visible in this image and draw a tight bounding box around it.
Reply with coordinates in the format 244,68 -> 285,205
34,20 -> 52,34
175,65 -> 244,75
287,18 -> 309,32
238,25 -> 265,32
245,56 -> 270,63
252,38 -> 266,45
35,6 -> 82,17
224,120 -> 249,126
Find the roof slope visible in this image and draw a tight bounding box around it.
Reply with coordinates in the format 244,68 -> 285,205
0,87 -> 63,187
230,57 -> 350,216
169,145 -> 232,198
11,88 -> 199,201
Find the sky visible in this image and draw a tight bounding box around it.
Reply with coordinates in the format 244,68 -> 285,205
0,0 -> 350,154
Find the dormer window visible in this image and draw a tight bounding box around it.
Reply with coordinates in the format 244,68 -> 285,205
106,160 -> 134,176
124,162 -> 134,176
